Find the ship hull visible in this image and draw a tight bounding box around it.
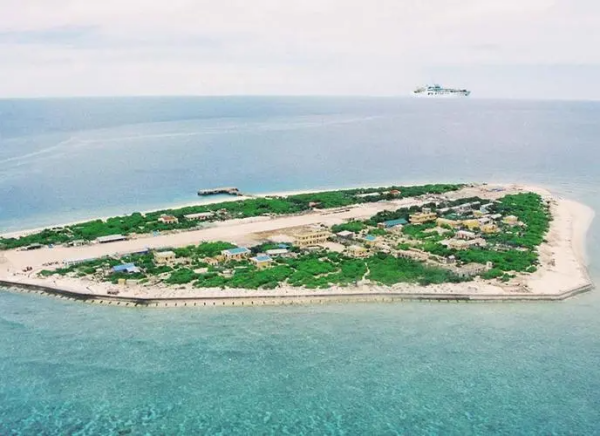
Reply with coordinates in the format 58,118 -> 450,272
412,91 -> 470,98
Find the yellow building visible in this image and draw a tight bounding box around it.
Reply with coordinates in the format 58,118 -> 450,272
251,255 -> 273,269
221,247 -> 251,260
294,229 -> 330,248
158,215 -> 179,225
503,215 -> 519,226
448,238 -> 487,250
481,223 -> 499,234
436,218 -> 461,228
462,219 -> 480,230
345,245 -> 370,258
154,250 -> 176,265
409,211 -> 437,224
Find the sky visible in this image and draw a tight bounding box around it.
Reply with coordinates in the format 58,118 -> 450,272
0,0 -> 599,99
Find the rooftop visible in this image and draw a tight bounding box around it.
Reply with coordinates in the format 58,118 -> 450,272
97,234 -> 126,243
155,251 -> 175,258
383,218 -> 408,227
112,263 -> 140,273
223,247 -> 251,255
253,255 -> 273,262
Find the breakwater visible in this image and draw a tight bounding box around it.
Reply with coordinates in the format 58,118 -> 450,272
0,279 -> 593,308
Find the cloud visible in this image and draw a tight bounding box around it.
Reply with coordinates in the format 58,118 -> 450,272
0,0 -> 598,98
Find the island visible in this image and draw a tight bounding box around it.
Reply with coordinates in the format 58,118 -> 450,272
0,183 -> 594,307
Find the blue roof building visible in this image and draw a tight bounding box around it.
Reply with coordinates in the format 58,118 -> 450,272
112,263 -> 140,274
222,247 -> 251,258
251,254 -> 273,269
365,235 -> 377,242
382,218 -> 408,228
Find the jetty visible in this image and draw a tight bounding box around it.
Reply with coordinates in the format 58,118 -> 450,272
198,187 -> 243,197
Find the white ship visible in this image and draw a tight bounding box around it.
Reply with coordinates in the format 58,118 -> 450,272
412,84 -> 470,97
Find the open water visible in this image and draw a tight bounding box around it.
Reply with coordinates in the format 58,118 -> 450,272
0,97 -> 599,434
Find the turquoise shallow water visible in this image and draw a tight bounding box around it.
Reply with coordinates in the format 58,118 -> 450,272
2,290 -> 600,434
1,97 -> 600,434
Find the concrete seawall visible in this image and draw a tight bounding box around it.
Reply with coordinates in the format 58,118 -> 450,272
0,279 -> 594,308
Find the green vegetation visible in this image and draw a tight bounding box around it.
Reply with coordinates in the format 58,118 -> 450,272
331,221 -> 367,233
32,190 -> 553,290
173,242 -> 236,259
0,184 -> 463,250
485,193 -> 551,249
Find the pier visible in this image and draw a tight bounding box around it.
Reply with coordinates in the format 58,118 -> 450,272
198,187 -> 243,197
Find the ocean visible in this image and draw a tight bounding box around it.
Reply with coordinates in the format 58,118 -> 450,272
0,97 -> 599,434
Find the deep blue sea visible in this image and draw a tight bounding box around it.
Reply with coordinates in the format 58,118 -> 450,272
1,97 -> 599,434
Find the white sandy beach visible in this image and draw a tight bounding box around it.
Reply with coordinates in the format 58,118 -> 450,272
0,184 -> 595,304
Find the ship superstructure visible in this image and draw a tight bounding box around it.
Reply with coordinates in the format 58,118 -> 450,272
413,84 -> 470,97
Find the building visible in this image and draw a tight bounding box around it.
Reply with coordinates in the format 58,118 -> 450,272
112,263 -> 140,274
436,218 -> 461,228
378,218 -> 408,230
503,215 -> 519,226
308,201 -> 321,209
345,245 -> 370,258
462,219 -> 480,231
266,248 -> 290,257
154,250 -> 176,265
396,249 -> 429,262
363,234 -> 378,246
251,255 -> 273,269
204,257 -> 220,266
447,238 -> 487,250
184,212 -> 215,221
389,189 -> 401,196
63,257 -> 100,267
67,240 -> 87,247
448,262 -> 492,278
96,234 -> 127,244
294,229 -> 330,248
158,215 -> 179,225
481,223 -> 499,234
409,211 -> 437,224
221,247 -> 251,260
335,230 -> 355,240
456,230 -> 476,240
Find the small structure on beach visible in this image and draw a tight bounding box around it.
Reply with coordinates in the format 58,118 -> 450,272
96,234 -> 127,244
